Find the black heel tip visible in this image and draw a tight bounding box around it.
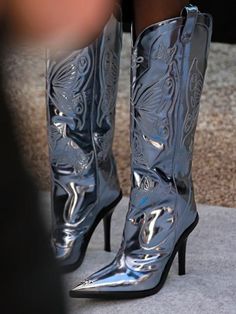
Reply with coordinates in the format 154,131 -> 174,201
104,247 -> 111,252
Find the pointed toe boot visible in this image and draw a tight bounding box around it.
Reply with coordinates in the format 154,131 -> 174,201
70,4 -> 212,297
46,14 -> 123,272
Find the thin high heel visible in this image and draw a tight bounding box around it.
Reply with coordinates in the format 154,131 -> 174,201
103,209 -> 114,252
178,238 -> 187,276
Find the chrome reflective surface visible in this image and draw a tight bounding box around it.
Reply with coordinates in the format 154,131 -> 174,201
71,5 -> 212,295
46,14 -> 123,268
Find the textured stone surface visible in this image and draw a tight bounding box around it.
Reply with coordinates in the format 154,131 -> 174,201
39,194 -> 236,314
3,36 -> 236,207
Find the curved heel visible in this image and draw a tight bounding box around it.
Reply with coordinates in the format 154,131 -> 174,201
178,238 -> 187,276
103,209 -> 115,252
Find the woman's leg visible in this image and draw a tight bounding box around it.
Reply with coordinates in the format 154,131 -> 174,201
70,3 -> 213,299
46,10 -> 123,272
133,0 -> 189,37
6,0 -> 116,47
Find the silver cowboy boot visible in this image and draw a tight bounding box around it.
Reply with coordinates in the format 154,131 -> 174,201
70,4 -> 212,297
46,13 -> 123,272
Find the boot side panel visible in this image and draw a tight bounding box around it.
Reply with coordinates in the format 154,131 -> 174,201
93,15 -> 123,207
46,47 -> 98,228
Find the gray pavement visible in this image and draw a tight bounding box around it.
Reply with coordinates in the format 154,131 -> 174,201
39,193 -> 236,314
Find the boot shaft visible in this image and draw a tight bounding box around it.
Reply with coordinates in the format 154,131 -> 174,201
46,14 -> 122,227
130,5 -> 212,192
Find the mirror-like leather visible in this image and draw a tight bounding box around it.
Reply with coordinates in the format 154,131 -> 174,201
46,15 -> 123,268
71,5 -> 213,294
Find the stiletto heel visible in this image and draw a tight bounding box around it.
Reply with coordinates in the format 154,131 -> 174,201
178,238 -> 187,276
103,209 -> 114,252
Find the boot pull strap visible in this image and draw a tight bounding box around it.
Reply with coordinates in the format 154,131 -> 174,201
181,4 -> 199,43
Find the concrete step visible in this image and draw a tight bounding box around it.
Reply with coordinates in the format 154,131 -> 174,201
40,194 -> 236,314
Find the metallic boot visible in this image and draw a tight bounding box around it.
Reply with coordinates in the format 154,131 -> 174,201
46,14 -> 123,272
70,4 -> 212,297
